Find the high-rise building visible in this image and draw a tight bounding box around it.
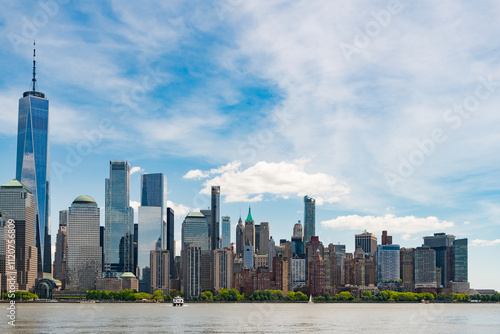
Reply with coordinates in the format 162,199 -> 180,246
53,210 -> 68,289
291,236 -> 304,256
381,230 -> 393,245
66,196 -> 102,290
308,254 -> 325,297
414,246 -> 436,288
166,207 -> 175,275
200,250 -> 212,293
449,238 -> 468,283
293,220 -> 303,239
243,245 -> 254,269
355,231 -> 377,255
244,207 -> 255,249
303,196 -> 315,248
182,245 -> 201,299
210,186 -> 220,250
104,161 -> 134,276
400,248 -> 414,292
377,244 -> 400,282
15,44 -> 51,275
259,222 -> 270,255
291,254 -> 306,291
221,216 -> 231,249
236,216 -> 245,258
271,256 -> 289,294
212,247 -> 234,293
182,212 -> 209,251
268,237 -> 276,272
306,236 -> 324,278
330,244 -> 346,286
0,180 -> 37,292
138,173 -> 167,282
423,233 -> 455,287
346,258 -> 365,286
255,224 -> 261,253
150,249 -> 170,294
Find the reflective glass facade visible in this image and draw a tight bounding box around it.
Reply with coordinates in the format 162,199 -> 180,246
182,212 -> 209,251
377,244 -> 400,282
16,93 -> 50,274
138,206 -> 161,272
221,216 -> 230,249
452,238 -> 468,282
211,186 -> 220,250
104,161 -> 134,275
303,196 -> 315,247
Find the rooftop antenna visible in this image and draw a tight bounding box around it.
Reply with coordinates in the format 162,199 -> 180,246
32,40 -> 37,92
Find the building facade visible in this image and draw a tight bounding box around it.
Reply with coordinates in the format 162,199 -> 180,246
212,247 -> 234,293
221,216 -> 231,249
210,186 -> 220,250
66,196 -> 102,290
236,216 -> 244,258
355,231 -> 377,255
104,161 -> 134,276
259,222 -> 270,255
414,246 -> 436,288
423,233 -> 455,287
53,210 -> 68,289
244,208 -> 255,249
377,244 -> 400,282
182,212 -> 209,251
182,246 -> 201,299
303,196 -> 315,249
150,249 -> 170,294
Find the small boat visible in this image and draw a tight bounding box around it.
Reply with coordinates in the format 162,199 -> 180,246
172,296 -> 184,306
308,295 -> 313,304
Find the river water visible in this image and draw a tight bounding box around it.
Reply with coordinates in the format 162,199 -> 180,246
1,302 -> 499,333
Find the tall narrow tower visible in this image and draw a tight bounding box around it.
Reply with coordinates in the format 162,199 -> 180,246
16,42 -> 51,276
210,186 -> 220,250
303,196 -> 315,249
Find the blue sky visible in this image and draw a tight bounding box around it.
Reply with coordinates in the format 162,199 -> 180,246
0,0 -> 499,290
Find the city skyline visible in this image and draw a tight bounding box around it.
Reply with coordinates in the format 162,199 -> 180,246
0,1 -> 499,290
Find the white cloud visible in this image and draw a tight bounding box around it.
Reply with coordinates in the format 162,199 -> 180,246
470,239 -> 500,247
130,200 -> 140,212
183,169 -> 209,179
130,166 -> 144,175
166,200 -> 190,218
321,214 -> 454,235
194,159 -> 349,204
464,221 -> 471,225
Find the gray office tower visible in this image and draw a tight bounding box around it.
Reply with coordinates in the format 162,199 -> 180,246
222,216 -> 231,249
167,207 -> 175,275
16,43 -> 51,275
303,196 -> 316,248
211,186 -> 220,250
138,173 -> 171,278
423,233 -> 455,287
104,161 -> 134,276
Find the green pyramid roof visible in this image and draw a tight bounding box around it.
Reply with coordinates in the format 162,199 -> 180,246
120,272 -> 136,279
73,195 -> 96,204
186,211 -> 205,218
1,179 -> 30,192
245,207 -> 253,222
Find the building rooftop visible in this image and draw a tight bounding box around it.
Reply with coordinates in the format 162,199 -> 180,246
120,272 -> 137,279
73,195 -> 97,204
186,211 -> 205,218
1,179 -> 31,192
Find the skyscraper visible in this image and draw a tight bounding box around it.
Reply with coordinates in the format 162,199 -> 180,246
414,246 -> 436,289
423,232 -> 455,287
182,212 -> 209,251
104,161 -> 134,276
243,246 -> 254,269
259,222 -> 270,256
400,247 -> 414,292
355,231 -> 378,255
221,216 -> 231,249
150,249 -> 170,294
449,238 -> 468,283
212,247 -> 234,293
293,220 -> 303,239
138,173 -> 167,279
66,195 -> 102,290
236,216 -> 244,258
16,44 -> 51,275
53,210 -> 68,289
211,186 -> 220,250
268,237 -> 276,272
182,245 -> 201,299
244,207 -> 255,250
0,179 -> 37,292
377,244 -> 400,282
303,196 -> 315,248
166,207 -> 175,275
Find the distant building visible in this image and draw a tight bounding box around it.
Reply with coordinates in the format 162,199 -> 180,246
414,246 -> 436,289
221,216 -> 231,249
303,196 -> 315,249
423,232 -> 455,287
104,161 -> 134,276
377,244 -> 400,282
210,186 -> 220,250
255,255 -> 268,269
308,255 -> 325,297
235,216 -> 245,258
150,249 -> 170,294
381,230 -> 393,245
272,256 -> 289,294
449,238 -> 468,283
306,236 -> 324,278
243,246 -> 254,269
200,250 -> 212,293
268,237 -> 276,272
0,179 -> 38,292
259,222 -> 270,255
346,258 -> 365,286
212,247 -> 234,293
293,220 -> 303,239
182,212 -> 209,251
66,195 -> 102,290
400,248 -> 414,292
182,245 -> 201,299
53,210 -> 68,289
291,254 -> 306,291
355,231 -> 377,255
291,236 -> 304,256
244,207 -> 255,249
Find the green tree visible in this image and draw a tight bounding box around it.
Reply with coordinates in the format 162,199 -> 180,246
201,291 -> 213,301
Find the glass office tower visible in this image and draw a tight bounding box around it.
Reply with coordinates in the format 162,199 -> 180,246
104,161 -> 134,276
221,216 -> 231,249
211,186 -> 220,250
303,196 -> 315,249
16,45 -> 51,275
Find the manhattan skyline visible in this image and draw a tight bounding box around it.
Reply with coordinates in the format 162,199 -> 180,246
0,1 -> 499,290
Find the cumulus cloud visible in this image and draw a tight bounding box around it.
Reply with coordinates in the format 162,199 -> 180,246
130,166 -> 144,175
166,200 -> 190,218
130,200 -> 140,212
189,159 -> 349,204
470,239 -> 500,247
321,214 -> 454,235
183,169 -> 209,179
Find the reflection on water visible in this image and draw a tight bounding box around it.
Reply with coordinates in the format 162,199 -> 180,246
1,303 -> 499,333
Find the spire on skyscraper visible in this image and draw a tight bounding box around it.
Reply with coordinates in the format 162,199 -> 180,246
32,40 -> 37,92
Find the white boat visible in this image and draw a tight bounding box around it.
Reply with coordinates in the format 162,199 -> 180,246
172,296 -> 184,306
308,295 -> 313,303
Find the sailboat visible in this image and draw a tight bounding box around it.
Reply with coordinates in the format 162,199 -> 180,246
308,295 -> 313,304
